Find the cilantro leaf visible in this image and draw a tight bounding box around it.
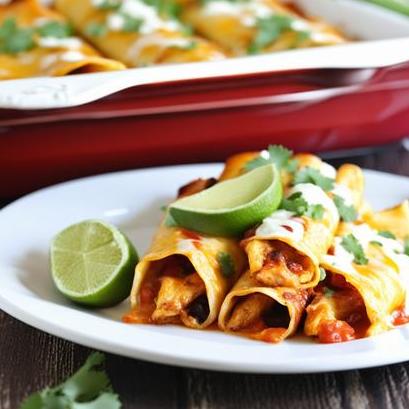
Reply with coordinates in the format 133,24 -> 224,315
245,145 -> 298,173
19,353 -> 121,409
370,240 -> 383,247
333,195 -> 358,222
120,14 -> 143,32
324,287 -> 334,297
378,230 -> 396,240
404,237 -> 409,257
217,252 -> 235,278
37,21 -> 73,38
294,167 -> 334,191
248,14 -> 312,54
86,22 -> 108,37
281,191 -> 324,220
341,234 -> 368,265
0,18 -> 35,55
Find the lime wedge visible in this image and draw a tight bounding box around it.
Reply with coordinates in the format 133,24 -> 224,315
50,220 -> 138,307
169,164 -> 282,236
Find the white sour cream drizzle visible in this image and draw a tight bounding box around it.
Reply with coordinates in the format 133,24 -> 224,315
255,209 -> 304,241
37,37 -> 82,49
60,50 -> 86,62
290,183 -> 339,222
331,183 -> 354,206
105,0 -> 180,35
318,162 -> 337,179
203,0 -> 273,27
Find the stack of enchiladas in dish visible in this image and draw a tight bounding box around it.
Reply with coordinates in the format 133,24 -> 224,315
1,0 -> 347,79
125,145 -> 409,344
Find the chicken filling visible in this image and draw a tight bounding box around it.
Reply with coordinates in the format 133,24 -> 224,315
306,272 -> 370,343
137,255 -> 209,326
225,293 -> 290,343
255,241 -> 313,287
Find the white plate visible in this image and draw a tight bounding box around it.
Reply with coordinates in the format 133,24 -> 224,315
0,164 -> 409,373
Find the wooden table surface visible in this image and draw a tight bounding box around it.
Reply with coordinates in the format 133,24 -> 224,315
1,145 -> 409,409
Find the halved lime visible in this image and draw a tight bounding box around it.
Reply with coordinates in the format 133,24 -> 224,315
169,164 -> 282,236
50,220 -> 138,307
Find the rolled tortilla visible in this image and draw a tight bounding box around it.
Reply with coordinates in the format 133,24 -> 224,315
241,156 -> 344,289
181,0 -> 345,56
218,270 -> 308,342
306,217 -> 409,342
125,222 -> 246,328
55,0 -> 225,67
0,0 -> 124,80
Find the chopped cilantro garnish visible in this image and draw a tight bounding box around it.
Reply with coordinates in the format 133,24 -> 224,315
341,234 -> 368,265
319,267 -> 326,281
378,230 -> 396,240
37,21 -> 73,38
120,14 -> 143,32
248,15 -> 311,54
217,252 -> 235,278
86,22 -> 108,37
281,191 -> 324,220
245,145 -> 298,173
294,167 -> 334,191
20,352 -> 121,409
0,18 -> 35,55
144,0 -> 182,19
404,237 -> 409,257
370,240 -> 383,247
333,195 -> 358,222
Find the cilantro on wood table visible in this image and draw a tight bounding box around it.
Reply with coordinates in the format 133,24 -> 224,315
20,353 -> 121,409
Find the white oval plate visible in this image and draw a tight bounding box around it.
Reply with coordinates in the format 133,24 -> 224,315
0,164 -> 409,373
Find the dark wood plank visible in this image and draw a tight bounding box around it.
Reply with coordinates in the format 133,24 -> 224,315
0,144 -> 408,409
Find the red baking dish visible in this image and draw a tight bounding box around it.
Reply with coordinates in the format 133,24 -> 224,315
2,0 -> 409,198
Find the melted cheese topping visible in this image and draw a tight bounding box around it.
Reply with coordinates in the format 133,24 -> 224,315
256,210 -> 305,241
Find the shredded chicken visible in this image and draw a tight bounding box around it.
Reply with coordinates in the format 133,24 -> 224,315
254,242 -> 309,287
226,294 -> 274,331
152,273 -> 206,324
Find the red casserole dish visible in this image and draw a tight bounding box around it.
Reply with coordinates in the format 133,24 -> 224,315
2,0 -> 409,198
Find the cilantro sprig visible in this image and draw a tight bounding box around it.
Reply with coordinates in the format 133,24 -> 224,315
378,230 -> 396,240
0,18 -> 75,55
20,352 -> 121,409
248,14 -> 311,54
341,234 -> 368,265
333,195 -> 358,222
217,252 -> 235,278
0,18 -> 35,54
294,167 -> 335,192
281,191 -> 324,220
245,145 -> 298,173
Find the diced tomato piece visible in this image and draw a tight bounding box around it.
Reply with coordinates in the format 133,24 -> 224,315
392,308 -> 409,326
318,320 -> 355,343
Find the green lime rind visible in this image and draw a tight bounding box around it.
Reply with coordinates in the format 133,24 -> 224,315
169,164 -> 282,236
362,0 -> 409,16
50,220 -> 138,308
